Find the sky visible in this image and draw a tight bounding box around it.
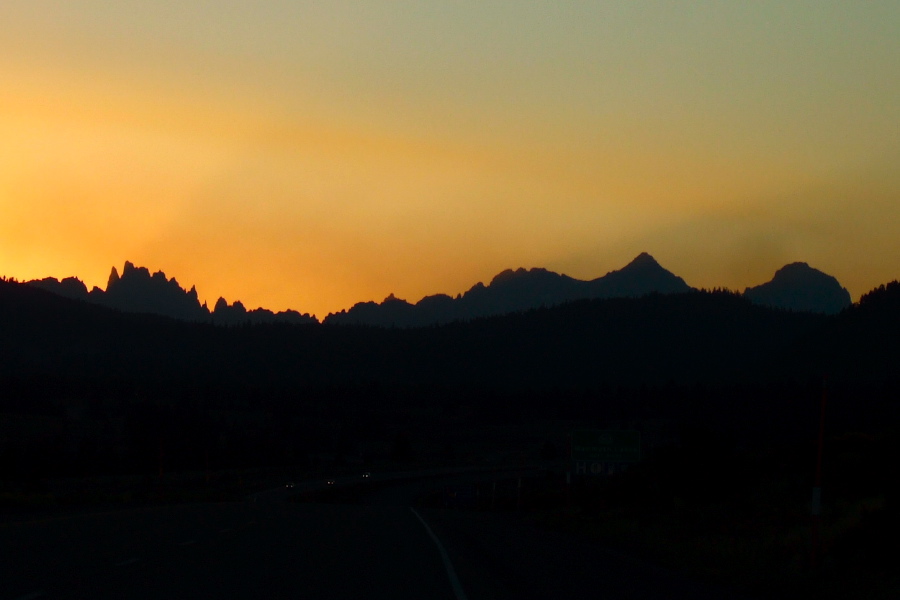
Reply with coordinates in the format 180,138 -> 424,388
1,1 -> 898,318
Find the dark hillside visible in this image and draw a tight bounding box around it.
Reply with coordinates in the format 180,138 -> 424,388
0,281 -> 858,391
789,281 -> 900,382
2,277 -> 898,484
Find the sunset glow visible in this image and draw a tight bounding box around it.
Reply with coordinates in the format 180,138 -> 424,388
2,2 -> 898,318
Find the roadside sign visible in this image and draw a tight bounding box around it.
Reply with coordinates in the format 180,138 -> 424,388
571,430 -> 640,463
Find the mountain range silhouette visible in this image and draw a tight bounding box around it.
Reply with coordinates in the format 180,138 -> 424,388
325,252 -> 692,327
2,267 -> 898,487
28,261 -> 316,325
25,253 -> 852,327
324,253 -> 852,327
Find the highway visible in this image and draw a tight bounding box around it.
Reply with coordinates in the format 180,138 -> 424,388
2,471 -> 743,599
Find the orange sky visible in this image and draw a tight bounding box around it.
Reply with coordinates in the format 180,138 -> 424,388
2,2 -> 898,318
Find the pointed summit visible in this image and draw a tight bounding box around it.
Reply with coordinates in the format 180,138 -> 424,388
589,253 -> 691,298
624,252 -> 660,269
107,266 -> 120,290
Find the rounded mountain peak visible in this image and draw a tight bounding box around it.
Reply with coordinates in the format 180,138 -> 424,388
771,262 -> 822,280
744,262 -> 851,314
489,267 -> 535,286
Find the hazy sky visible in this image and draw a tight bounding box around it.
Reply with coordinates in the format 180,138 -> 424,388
2,2 -> 898,317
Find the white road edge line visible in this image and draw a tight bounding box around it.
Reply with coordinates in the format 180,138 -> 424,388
409,507 -> 469,600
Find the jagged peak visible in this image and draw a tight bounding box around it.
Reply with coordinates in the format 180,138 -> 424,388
107,266 -> 120,288
116,261 -> 155,281
113,262 -> 190,291
383,293 -> 407,304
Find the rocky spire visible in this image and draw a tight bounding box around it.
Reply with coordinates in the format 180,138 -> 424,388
107,266 -> 120,290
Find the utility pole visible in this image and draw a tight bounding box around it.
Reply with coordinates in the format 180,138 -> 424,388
811,377 -> 827,568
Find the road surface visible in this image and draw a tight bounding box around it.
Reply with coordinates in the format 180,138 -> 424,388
2,471 -> 744,599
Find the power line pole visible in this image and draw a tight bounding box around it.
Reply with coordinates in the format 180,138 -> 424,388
811,376 -> 827,569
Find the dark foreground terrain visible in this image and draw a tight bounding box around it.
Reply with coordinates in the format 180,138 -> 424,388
3,279 -> 900,598
4,460 -> 899,599
4,469 -> 744,600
